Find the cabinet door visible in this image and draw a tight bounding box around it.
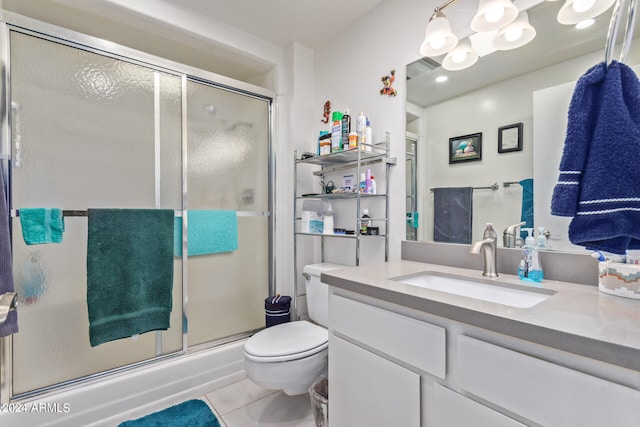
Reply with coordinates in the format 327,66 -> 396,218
430,383 -> 525,427
329,335 -> 420,427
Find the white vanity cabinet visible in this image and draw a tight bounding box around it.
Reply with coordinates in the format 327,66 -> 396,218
328,289 -> 640,427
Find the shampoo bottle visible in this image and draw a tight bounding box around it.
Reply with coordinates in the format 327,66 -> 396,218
322,204 -> 334,235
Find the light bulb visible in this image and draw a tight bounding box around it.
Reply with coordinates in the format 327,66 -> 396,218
429,33 -> 446,50
572,0 -> 596,13
484,6 -> 505,23
504,26 -> 523,42
451,50 -> 468,64
435,75 -> 448,83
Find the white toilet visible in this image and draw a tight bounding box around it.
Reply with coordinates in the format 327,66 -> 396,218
244,263 -> 344,395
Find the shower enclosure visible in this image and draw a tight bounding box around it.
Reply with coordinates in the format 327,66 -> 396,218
0,17 -> 273,403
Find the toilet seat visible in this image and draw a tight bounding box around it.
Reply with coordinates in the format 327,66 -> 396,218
244,321 -> 328,362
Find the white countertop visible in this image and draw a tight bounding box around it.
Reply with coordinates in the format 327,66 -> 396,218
322,260 -> 640,371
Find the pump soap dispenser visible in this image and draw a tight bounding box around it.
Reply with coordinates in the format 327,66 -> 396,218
518,228 -> 543,282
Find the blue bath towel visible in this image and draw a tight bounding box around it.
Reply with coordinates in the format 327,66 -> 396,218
174,210 -> 238,256
19,208 -> 65,245
551,61 -> 640,254
0,167 -> 17,337
433,187 -> 473,244
87,209 -> 174,347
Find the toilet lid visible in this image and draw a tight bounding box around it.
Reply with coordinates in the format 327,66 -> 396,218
244,321 -> 328,362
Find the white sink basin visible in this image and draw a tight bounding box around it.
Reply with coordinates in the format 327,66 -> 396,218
392,272 -> 555,308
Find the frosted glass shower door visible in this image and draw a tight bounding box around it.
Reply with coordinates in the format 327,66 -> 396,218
186,80 -> 271,346
9,31 -> 183,395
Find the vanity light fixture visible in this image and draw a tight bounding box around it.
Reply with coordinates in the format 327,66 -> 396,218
442,39 -> 479,70
557,0 -> 616,24
420,7 -> 459,57
493,11 -> 537,50
471,0 -> 519,32
576,18 -> 596,28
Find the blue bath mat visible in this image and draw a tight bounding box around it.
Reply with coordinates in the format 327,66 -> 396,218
118,399 -> 220,427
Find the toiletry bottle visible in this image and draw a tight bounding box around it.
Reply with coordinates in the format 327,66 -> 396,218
360,208 -> 370,234
536,226 -> 550,250
519,228 -> 543,282
331,111 -> 343,153
365,118 -> 372,152
356,112 -> 366,147
369,175 -> 376,194
359,173 -> 366,193
323,204 -> 334,235
341,109 -> 351,150
349,131 -> 358,149
365,169 -> 372,194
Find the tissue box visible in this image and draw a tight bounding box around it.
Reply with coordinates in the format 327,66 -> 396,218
598,260 -> 640,299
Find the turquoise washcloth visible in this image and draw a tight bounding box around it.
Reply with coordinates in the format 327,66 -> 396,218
174,210 -> 238,256
87,209 -> 174,347
19,208 -> 65,245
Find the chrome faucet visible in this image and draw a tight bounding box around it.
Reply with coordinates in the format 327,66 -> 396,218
0,292 -> 18,326
471,223 -> 499,278
503,221 -> 526,248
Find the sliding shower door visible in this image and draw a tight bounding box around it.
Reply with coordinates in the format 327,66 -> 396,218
4,24 -> 273,399
186,79 -> 271,346
8,31 -> 184,395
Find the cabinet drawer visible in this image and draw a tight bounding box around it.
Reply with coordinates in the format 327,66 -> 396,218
458,335 -> 640,427
330,294 -> 446,379
430,383 -> 525,427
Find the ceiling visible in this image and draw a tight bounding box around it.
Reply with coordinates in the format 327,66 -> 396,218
167,0 -> 387,50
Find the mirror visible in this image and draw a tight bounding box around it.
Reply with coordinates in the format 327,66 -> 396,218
406,0 -> 640,252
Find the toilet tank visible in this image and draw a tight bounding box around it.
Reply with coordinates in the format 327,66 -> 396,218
303,263 -> 346,328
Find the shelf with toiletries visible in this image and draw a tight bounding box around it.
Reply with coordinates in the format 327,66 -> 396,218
293,131 -> 394,267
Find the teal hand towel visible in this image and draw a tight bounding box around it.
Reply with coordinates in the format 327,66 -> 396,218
174,210 -> 238,256
87,209 -> 174,347
20,208 -> 65,245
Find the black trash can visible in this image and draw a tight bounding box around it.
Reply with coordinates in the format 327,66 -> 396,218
264,294 -> 291,328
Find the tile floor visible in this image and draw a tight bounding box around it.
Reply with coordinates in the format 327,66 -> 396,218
200,378 -> 317,427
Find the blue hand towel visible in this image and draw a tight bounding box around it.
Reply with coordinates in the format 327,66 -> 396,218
0,167 -> 17,337
19,208 -> 65,245
174,210 -> 238,256
87,209 -> 174,347
433,187 -> 473,244
551,61 -> 640,254
519,178 -> 534,239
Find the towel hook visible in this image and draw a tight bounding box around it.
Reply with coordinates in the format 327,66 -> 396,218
605,0 -> 637,66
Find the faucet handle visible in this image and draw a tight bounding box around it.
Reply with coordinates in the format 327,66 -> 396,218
483,223 -> 497,239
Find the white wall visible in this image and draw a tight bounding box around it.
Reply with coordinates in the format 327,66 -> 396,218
311,0 -> 440,263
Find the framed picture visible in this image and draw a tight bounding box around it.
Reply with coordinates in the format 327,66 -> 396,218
498,123 -> 523,153
449,133 -> 482,164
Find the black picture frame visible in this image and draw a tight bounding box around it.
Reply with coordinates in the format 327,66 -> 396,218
449,133 -> 482,164
498,123 -> 523,153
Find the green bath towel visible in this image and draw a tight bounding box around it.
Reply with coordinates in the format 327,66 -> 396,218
87,209 -> 174,347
